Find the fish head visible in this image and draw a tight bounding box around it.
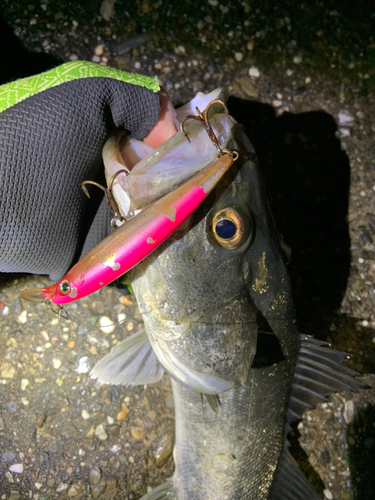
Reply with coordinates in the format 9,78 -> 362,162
131,121 -> 299,395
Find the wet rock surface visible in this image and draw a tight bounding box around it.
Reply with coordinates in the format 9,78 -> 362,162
1,1 -> 374,499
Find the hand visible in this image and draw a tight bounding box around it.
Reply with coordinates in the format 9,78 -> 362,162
0,61 -> 178,281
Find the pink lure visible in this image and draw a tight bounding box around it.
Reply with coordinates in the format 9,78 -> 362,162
20,152 -> 236,306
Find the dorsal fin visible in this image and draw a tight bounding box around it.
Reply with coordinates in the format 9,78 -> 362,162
90,329 -> 164,386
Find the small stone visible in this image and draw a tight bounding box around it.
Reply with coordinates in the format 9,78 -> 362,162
117,402 -> 129,421
249,66 -> 260,78
293,55 -> 303,64
232,76 -> 258,98
107,478 -> 118,489
9,463 -> 23,474
100,316 -> 115,334
120,296 -> 132,306
95,45 -> 104,56
67,485 -> 80,497
76,356 -> 94,374
154,433 -> 173,466
35,482 -> 43,490
343,400 -> 354,424
95,424 -> 108,441
5,471 -> 14,483
1,363 -> 15,379
247,41 -> 255,51
17,310 -> 27,324
92,55 -> 101,63
56,482 -> 69,492
90,480 -> 106,499
81,410 -> 90,420
21,379 -> 29,390
69,54 -> 79,61
107,416 -> 114,425
89,468 -> 102,485
272,100 -> 282,108
100,0 -> 117,21
323,489 -> 333,499
131,426 -> 145,440
234,52 -> 243,62
174,45 -> 186,55
125,321 -> 134,332
338,110 -> 355,127
52,358 -> 61,369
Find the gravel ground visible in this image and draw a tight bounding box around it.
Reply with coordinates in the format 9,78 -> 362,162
0,1 -> 374,499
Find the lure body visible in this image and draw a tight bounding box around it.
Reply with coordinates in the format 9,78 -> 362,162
20,153 -> 235,306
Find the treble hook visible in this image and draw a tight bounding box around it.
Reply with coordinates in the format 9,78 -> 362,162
82,169 -> 129,228
44,298 -> 70,320
180,99 -> 230,156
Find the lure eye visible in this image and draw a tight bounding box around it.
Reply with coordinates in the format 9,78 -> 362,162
212,208 -> 247,250
59,280 -> 71,296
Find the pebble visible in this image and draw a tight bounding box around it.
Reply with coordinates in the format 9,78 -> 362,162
100,316 -> 115,334
323,489 -> 333,499
249,66 -> 260,78
120,296 -> 132,306
131,426 -> 145,440
1,363 -> 15,379
95,45 -> 104,56
272,100 -> 282,108
76,356 -> 94,374
153,433 -> 173,466
5,471 -> 14,483
17,310 -> 27,324
234,52 -> 243,62
116,402 -> 129,420
232,76 -> 258,98
125,321 -> 134,332
95,424 -> 108,441
89,468 -> 102,485
343,400 -> 354,424
338,110 -> 355,128
81,410 -> 90,420
67,485 -> 80,497
56,482 -> 68,492
174,45 -> 186,55
293,55 -> 303,64
247,41 -> 255,51
69,54 -> 79,61
107,478 -> 118,489
100,0 -> 117,21
52,358 -> 61,369
90,480 -> 107,499
92,55 -> 101,63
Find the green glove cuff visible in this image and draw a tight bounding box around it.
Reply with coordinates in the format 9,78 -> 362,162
0,60 -> 160,113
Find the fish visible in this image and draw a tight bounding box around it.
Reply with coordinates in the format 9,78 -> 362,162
91,90 -> 366,499
19,93 -> 236,312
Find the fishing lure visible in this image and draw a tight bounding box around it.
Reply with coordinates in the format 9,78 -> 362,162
20,100 -> 237,316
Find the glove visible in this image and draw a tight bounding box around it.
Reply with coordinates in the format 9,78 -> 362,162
0,61 -> 162,281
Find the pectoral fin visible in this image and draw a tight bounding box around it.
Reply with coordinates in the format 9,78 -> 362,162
91,329 -> 165,386
139,479 -> 176,500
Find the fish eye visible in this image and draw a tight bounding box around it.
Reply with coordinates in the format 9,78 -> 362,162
59,280 -> 71,296
211,208 -> 247,250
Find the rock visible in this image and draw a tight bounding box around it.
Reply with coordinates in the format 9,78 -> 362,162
91,480 -> 107,499
107,478 -> 118,489
131,426 -> 145,440
99,316 -> 115,334
248,66 -> 260,78
154,432 -> 173,466
67,484 -> 81,497
100,0 -> 117,21
56,482 -> 69,492
343,400 -> 354,424
1,362 -> 15,379
2,452 -> 16,463
89,468 -> 102,485
5,471 -> 14,483
76,356 -> 94,374
323,489 -> 333,499
95,424 -> 108,441
231,76 -> 258,99
234,52 -> 243,62
9,463 -> 23,473
338,110 -> 355,128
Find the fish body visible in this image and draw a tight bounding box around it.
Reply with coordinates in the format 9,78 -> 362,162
90,91 -> 365,499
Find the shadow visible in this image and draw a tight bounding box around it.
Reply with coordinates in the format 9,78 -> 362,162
348,404 -> 375,500
0,14 -> 61,84
228,97 -> 351,340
